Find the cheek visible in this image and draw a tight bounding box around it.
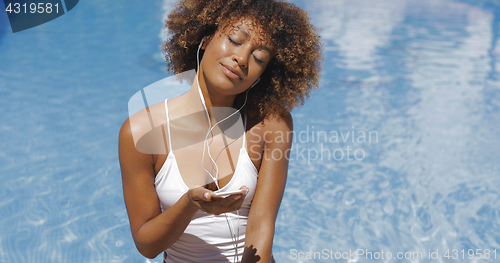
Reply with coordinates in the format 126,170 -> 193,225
219,42 -> 230,55
251,67 -> 266,79
206,38 -> 229,56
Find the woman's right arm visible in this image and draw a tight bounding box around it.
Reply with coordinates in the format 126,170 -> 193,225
119,117 -> 248,258
119,119 -> 200,259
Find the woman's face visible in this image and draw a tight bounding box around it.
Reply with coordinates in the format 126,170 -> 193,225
200,17 -> 273,96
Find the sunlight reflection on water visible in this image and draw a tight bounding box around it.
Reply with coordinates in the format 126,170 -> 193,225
274,0 -> 500,262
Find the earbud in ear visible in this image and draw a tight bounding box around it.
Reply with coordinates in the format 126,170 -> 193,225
199,36 -> 208,49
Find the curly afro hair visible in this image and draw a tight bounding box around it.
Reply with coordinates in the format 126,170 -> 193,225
161,0 -> 323,122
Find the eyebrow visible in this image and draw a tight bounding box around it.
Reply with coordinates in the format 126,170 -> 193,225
235,27 -> 272,53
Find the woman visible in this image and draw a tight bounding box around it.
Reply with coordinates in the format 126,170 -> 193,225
119,0 -> 322,262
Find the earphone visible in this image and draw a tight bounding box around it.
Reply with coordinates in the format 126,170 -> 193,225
199,36 -> 207,49
196,36 -> 258,189
196,36 -> 259,262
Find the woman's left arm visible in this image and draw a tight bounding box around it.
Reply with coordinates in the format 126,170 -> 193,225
242,112 -> 293,263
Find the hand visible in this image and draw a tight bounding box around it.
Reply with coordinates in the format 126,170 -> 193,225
187,185 -> 249,215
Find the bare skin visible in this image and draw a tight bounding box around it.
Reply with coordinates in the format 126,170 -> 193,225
119,17 -> 292,262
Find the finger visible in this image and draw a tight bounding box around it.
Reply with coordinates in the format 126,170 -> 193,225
222,193 -> 245,210
203,192 -> 211,201
229,195 -> 242,205
218,194 -> 241,207
239,185 -> 250,196
190,187 -> 212,202
228,196 -> 245,211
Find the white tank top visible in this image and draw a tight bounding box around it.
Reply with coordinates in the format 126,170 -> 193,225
155,99 -> 259,262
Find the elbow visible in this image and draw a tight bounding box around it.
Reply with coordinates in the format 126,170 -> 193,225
144,253 -> 160,260
134,237 -> 169,259
132,226 -> 176,259
133,233 -> 176,259
142,253 -> 158,260
136,244 -> 163,259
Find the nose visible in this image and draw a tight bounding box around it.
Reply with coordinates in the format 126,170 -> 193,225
232,46 -> 251,68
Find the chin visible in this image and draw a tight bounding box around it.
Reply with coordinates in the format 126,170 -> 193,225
208,78 -> 240,94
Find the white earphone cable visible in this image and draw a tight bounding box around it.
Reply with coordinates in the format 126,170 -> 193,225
196,38 -> 257,262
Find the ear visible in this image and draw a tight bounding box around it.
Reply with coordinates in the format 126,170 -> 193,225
200,35 -> 213,50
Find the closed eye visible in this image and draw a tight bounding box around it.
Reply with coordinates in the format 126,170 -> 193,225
228,36 -> 240,45
229,36 -> 266,65
254,56 -> 264,65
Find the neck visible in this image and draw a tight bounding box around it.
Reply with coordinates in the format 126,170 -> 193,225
182,71 -> 238,129
194,68 -> 238,109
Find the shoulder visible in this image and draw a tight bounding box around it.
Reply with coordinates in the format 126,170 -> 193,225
247,112 -> 293,146
262,111 -> 293,130
119,101 -> 168,155
260,112 -> 293,146
119,101 -> 167,139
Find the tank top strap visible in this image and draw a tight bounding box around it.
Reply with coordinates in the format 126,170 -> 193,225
242,113 -> 247,150
164,99 -> 173,153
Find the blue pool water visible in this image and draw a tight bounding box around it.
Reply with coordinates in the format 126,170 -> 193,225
1,0 -> 499,262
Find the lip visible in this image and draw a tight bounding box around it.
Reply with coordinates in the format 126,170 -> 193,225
221,64 -> 243,80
